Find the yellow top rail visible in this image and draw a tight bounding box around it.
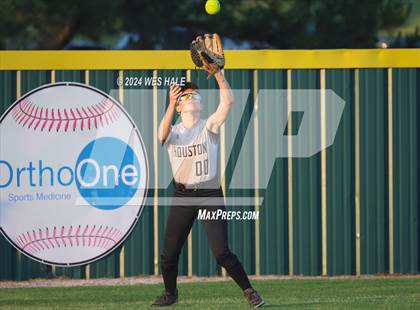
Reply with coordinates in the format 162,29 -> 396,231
0,49 -> 419,70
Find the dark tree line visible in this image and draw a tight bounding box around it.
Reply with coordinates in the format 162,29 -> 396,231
0,0 -> 415,49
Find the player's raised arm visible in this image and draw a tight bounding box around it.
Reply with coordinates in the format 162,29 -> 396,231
190,34 -> 232,133
206,69 -> 234,133
158,84 -> 182,144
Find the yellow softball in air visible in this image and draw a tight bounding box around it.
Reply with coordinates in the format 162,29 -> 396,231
205,0 -> 221,15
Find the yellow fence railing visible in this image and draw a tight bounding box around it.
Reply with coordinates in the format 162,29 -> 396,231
0,49 -> 419,70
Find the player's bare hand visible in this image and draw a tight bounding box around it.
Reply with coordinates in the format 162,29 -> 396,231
169,84 -> 182,106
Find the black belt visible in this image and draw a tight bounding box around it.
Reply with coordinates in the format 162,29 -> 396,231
173,179 -> 220,192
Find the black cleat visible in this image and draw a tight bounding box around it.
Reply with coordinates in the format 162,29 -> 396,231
151,289 -> 178,307
244,288 -> 265,308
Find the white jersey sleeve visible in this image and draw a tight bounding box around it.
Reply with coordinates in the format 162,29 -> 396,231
163,125 -> 174,146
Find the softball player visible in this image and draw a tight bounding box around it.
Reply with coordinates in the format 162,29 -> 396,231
151,68 -> 265,308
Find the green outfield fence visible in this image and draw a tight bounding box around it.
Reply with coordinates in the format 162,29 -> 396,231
0,50 -> 419,280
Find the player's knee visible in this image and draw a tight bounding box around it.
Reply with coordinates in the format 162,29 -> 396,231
160,253 -> 178,271
214,250 -> 238,269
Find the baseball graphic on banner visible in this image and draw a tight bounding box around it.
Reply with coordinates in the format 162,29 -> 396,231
0,82 -> 149,266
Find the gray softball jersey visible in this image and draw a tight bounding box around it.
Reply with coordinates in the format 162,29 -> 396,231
165,119 -> 219,185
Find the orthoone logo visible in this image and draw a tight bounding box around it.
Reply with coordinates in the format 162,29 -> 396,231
75,137 -> 141,210
0,83 -> 148,266
0,137 -> 141,210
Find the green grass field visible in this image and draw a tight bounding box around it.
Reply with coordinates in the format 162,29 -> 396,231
1,278 -> 419,309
